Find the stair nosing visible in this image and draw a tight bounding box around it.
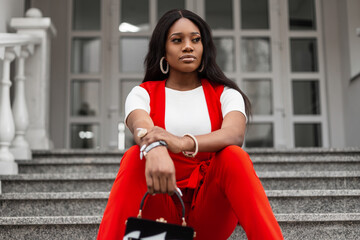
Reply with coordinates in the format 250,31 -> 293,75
2,190 -> 360,200
1,171 -> 360,180
0,192 -> 110,200
2,213 -> 360,225
0,216 -> 101,225
30,148 -> 360,157
16,158 -> 360,165
275,213 -> 360,222
16,159 -> 121,165
0,173 -> 116,180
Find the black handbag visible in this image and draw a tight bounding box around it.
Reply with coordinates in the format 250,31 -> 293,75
124,191 -> 195,240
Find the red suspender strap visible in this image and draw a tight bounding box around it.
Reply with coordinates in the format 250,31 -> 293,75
140,80 -> 166,129
201,79 -> 224,132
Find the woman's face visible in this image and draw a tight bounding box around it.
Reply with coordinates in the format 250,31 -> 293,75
165,18 -> 203,73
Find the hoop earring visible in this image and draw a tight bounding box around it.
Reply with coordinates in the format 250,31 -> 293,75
160,57 -> 169,74
198,62 -> 204,72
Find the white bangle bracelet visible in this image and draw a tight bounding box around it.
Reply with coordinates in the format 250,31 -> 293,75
182,133 -> 198,158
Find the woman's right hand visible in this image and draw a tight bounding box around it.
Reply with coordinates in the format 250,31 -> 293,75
144,146 -> 176,195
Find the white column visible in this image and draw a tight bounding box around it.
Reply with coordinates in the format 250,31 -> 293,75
10,44 -> 35,160
10,8 -> 56,150
0,46 -> 19,174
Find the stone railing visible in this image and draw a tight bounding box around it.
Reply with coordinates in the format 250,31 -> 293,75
0,8 -> 56,175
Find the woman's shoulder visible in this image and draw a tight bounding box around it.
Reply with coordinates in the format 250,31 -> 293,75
140,80 -> 166,90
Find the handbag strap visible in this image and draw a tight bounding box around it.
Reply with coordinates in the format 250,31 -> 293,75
137,191 -> 187,227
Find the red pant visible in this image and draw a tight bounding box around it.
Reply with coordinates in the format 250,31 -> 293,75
97,145 -> 283,240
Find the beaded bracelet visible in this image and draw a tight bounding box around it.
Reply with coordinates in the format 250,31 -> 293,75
182,133 -> 198,158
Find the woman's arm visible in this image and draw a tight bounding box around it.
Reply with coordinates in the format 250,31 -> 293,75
126,109 -> 178,195
196,111 -> 246,152
137,110 -> 247,155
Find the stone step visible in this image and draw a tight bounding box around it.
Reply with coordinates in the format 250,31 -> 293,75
20,148 -> 359,174
0,192 -> 108,217
252,157 -> 360,171
1,213 -> 360,240
1,190 -> 360,217
260,171 -> 360,190
246,148 -> 360,157
1,171 -> 360,193
232,213 -> 360,240
31,148 -> 360,158
0,173 -> 115,193
17,158 -> 121,174
17,155 -> 360,173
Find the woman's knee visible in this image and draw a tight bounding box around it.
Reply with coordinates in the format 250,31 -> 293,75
119,145 -> 141,166
116,145 -> 145,180
215,145 -> 253,172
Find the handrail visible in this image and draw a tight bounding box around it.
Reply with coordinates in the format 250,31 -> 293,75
350,72 -> 360,83
0,33 -> 40,46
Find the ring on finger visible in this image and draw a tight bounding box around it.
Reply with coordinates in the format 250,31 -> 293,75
137,128 -> 148,138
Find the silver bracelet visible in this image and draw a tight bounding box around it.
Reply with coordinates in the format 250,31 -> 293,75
140,140 -> 167,160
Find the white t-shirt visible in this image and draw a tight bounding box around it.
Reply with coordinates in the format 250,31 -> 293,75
125,85 -> 247,136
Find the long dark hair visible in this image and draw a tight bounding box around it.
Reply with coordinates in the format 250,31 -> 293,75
143,9 -> 252,118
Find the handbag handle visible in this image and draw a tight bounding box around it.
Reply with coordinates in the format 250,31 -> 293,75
137,190 -> 187,227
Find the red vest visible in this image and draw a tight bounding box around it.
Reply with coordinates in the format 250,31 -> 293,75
139,79 -> 224,191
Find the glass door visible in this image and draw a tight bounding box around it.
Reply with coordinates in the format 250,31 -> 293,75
67,0 -> 329,149
198,0 -> 286,148
198,0 -> 328,148
281,0 -> 329,147
108,0 -> 194,149
67,0 -> 105,149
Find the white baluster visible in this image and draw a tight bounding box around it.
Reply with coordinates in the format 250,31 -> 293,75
11,44 -> 34,160
10,8 -> 56,150
118,122 -> 125,151
0,47 -> 19,174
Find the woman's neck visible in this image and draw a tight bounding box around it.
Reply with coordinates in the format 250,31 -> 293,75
166,71 -> 201,91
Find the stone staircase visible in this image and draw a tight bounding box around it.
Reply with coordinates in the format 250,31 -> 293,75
1,148 -> 360,239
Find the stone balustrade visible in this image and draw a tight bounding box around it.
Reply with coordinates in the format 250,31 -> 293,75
0,8 -> 55,175
0,34 -> 37,174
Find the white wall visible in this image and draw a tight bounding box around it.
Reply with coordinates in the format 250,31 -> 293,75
346,0 -> 360,78
0,0 -> 24,32
30,0 -> 69,148
339,0 -> 360,147
322,0 -> 346,147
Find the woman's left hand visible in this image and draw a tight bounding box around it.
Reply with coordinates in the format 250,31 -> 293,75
140,126 -> 193,154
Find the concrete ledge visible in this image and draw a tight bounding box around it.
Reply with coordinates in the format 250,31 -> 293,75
0,215 -> 101,225
259,171 -> 360,178
266,189 -> 360,197
276,213 -> 360,222
1,213 -> 360,225
1,171 -> 360,181
0,161 -> 18,175
31,147 -> 360,156
0,173 -> 116,180
16,158 -> 121,164
1,214 -> 360,240
2,189 -> 360,200
32,149 -> 126,156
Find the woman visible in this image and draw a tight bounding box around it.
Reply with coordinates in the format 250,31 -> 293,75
97,9 -> 283,240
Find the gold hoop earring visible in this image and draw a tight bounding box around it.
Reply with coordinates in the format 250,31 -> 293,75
160,57 -> 169,74
198,62 -> 204,72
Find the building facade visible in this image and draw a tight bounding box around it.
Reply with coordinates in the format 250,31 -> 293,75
2,0 -> 360,150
